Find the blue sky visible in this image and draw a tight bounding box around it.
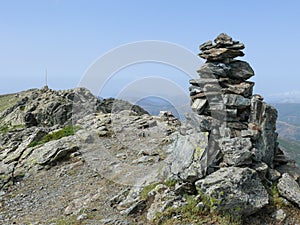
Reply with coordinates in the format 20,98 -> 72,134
1,0 -> 300,100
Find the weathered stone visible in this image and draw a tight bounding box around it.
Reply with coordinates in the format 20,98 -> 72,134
226,42 -> 245,50
272,209 -> 286,222
146,185 -> 177,221
214,33 -> 234,46
25,136 -> 79,166
185,113 -> 218,132
226,121 -> 248,130
174,182 -> 196,195
195,167 -> 269,216
219,137 -> 252,166
241,128 -> 259,139
203,83 -> 223,92
251,162 -> 269,180
222,81 -> 254,97
3,128 -> 48,164
191,98 -> 207,114
277,173 -> 300,207
197,62 -> 230,78
170,131 -> 209,182
189,78 -> 219,87
210,109 -> 238,122
199,48 -> 244,61
228,60 -> 254,80
267,168 -> 281,181
276,164 -> 300,181
189,85 -> 202,96
223,94 -> 251,109
249,97 -> 278,166
190,92 -> 206,101
199,40 -> 213,51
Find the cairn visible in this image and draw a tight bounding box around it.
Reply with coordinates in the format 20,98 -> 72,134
188,33 -> 284,170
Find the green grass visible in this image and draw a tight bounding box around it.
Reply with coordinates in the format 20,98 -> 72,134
0,94 -> 18,114
0,124 -> 25,134
28,125 -> 81,148
141,182 -> 159,200
153,194 -> 242,225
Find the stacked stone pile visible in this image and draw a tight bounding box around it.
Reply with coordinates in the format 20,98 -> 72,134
188,33 -> 285,170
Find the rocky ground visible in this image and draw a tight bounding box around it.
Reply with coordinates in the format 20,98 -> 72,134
1,33 -> 300,225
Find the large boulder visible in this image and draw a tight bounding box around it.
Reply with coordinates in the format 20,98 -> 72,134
219,137 -> 253,166
195,167 -> 269,216
170,131 -> 209,182
277,173 -> 300,207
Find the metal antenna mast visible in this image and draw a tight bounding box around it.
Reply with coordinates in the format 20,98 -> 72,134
44,69 -> 49,90
45,69 -> 48,86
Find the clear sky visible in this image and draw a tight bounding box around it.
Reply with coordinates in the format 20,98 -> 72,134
1,0 -> 300,100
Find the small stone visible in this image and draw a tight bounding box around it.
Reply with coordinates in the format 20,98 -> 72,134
77,213 -> 88,221
214,33 -> 233,46
267,169 -> 281,181
199,40 -> 213,51
191,98 -> 207,114
272,209 -> 286,221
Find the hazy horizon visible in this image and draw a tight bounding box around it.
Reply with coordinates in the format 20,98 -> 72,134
1,1 -> 300,100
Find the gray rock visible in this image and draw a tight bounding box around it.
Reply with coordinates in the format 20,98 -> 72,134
197,62 -> 230,78
170,131 -> 209,182
199,48 -> 244,61
272,209 -> 286,221
250,97 -> 278,166
214,33 -> 234,46
223,94 -> 251,109
199,40 -> 213,51
219,137 -> 252,166
195,167 -> 269,216
25,136 -> 79,166
191,98 -> 207,114
185,113 -> 218,132
228,60 -> 254,80
77,213 -> 88,221
189,85 -> 202,96
189,78 -> 219,87
146,185 -> 177,221
222,81 -> 254,97
267,168 -> 281,181
251,162 -> 269,180
277,173 -> 300,207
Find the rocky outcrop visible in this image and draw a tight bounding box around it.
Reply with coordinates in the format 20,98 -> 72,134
0,87 -> 148,129
195,167 -> 269,216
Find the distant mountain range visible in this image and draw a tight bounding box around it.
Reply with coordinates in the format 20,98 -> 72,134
267,91 -> 300,103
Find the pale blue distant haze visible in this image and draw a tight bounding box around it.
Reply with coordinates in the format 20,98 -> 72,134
1,0 -> 300,100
